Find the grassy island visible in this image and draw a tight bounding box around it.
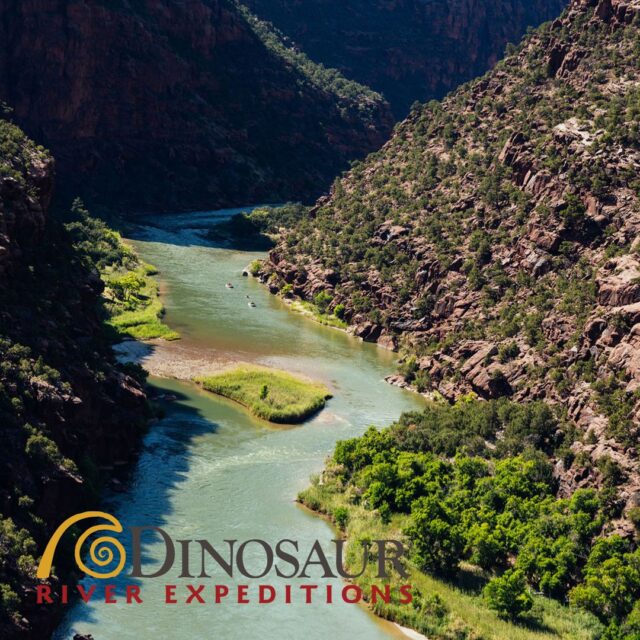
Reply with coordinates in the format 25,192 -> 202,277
196,365 -> 332,423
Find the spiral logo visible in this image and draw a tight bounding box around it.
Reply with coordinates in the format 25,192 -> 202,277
37,511 -> 126,580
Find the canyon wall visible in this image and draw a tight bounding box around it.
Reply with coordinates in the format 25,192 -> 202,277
0,0 -> 392,213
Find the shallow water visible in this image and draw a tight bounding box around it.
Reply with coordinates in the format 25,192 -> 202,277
54,208 -> 425,640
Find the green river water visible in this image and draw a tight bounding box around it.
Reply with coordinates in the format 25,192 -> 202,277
54,208 -> 425,640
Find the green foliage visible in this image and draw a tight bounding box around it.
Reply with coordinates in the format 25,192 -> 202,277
498,341 -> 520,363
406,495 -> 464,574
66,201 -> 179,341
109,272 -> 145,302
387,396 -> 559,458
0,583 -> 19,619
65,199 -> 135,270
333,506 -> 349,530
592,376 -> 640,445
236,3 -> 385,113
629,507 -> 640,531
560,194 -> 588,235
313,290 -> 333,314
484,569 -> 534,620
248,260 -> 263,277
210,204 -> 307,244
324,394 -> 633,628
0,118 -> 50,186
569,538 -> 640,625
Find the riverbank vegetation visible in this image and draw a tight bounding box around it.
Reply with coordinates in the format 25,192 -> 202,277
207,204 -> 306,248
288,297 -> 348,330
196,364 -> 331,423
65,200 -> 179,341
299,396 -> 640,639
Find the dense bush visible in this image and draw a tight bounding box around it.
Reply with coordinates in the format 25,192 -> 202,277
330,396 -> 637,629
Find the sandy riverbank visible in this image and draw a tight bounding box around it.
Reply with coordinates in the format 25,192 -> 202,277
114,338 -> 238,380
394,624 -> 429,640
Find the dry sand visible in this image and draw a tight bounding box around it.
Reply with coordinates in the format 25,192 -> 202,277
114,339 -> 237,380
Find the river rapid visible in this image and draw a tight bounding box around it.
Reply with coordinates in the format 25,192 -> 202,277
54,208 -> 425,640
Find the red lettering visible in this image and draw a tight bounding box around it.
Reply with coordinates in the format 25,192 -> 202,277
77,585 -> 96,603
165,585 -> 177,604
238,585 -> 249,604
126,585 -> 143,604
300,584 -> 317,604
215,584 -> 229,603
371,584 -> 391,604
105,585 -> 117,604
259,585 -> 276,604
36,585 -> 52,604
186,585 -> 205,604
342,585 -> 362,604
399,584 -> 413,605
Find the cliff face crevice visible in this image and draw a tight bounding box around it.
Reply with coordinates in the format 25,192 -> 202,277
244,0 -> 568,116
0,120 -> 148,639
0,0 -> 392,213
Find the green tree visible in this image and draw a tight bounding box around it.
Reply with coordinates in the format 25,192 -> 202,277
484,569 -> 534,620
405,495 -> 464,575
110,272 -> 145,302
569,538 -> 640,624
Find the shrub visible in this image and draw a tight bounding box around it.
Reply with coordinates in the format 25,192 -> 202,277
498,341 -> 520,363
484,569 -> 534,620
313,290 -> 333,314
0,583 -> 19,619
248,260 -> 262,276
334,506 -> 349,530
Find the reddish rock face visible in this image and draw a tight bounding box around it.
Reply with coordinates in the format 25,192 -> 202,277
243,0 -> 567,117
262,0 -> 640,519
0,121 -> 148,638
0,0 -> 393,213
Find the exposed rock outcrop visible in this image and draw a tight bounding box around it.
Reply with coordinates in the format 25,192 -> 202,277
264,0 -> 640,519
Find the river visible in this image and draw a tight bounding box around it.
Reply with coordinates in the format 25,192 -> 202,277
54,208 -> 425,640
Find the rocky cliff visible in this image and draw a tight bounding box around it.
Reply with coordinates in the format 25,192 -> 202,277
0,118 -> 148,638
244,0 -> 568,117
263,0 -> 640,525
0,0 -> 392,213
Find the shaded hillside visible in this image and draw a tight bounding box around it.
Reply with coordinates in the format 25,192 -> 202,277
0,0 -> 392,213
244,0 -> 567,116
263,0 -> 640,522
0,118 -> 148,638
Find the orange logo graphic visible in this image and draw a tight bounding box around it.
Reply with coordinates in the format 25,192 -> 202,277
37,511 -> 126,580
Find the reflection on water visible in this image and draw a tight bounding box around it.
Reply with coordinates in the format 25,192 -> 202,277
54,208 -> 424,640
